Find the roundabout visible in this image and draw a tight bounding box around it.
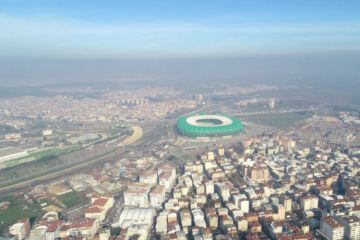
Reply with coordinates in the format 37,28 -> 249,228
176,113 -> 244,138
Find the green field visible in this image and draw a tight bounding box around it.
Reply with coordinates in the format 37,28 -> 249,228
239,111 -> 314,128
57,191 -> 88,208
0,196 -> 44,234
29,146 -> 81,160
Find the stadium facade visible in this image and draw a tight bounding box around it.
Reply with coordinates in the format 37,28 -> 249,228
176,113 -> 244,138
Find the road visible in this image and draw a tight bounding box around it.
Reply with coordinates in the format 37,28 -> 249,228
0,123 -> 167,196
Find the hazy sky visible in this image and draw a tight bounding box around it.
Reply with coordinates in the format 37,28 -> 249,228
0,1 -> 359,88
1,0 -> 360,59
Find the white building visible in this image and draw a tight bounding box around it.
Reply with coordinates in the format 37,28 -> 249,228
280,196 -> 292,212
99,229 -> 110,240
338,216 -> 360,240
156,212 -> 168,235
233,194 -> 249,213
300,195 -> 318,211
85,196 -> 114,222
192,208 -> 206,228
159,171 -> 176,192
9,223 -> 27,240
215,182 -> 231,201
180,210 -> 192,229
139,170 -> 158,186
123,182 -> 150,207
207,152 -> 215,161
149,185 -> 166,208
204,160 -> 217,170
42,129 -> 53,136
118,208 -> 156,229
205,180 -> 214,195
157,162 -> 176,178
319,216 -> 344,240
29,228 -> 46,240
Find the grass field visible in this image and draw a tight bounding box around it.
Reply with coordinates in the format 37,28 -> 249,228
30,146 -> 81,160
239,111 -> 314,128
57,191 -> 88,208
0,196 -> 44,234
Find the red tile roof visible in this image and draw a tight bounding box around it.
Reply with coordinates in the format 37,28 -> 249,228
93,198 -> 109,207
85,206 -> 103,214
70,218 -> 96,229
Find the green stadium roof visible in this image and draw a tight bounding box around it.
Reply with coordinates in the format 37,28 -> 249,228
176,113 -> 244,138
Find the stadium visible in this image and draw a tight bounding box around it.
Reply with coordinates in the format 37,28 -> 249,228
176,113 -> 244,138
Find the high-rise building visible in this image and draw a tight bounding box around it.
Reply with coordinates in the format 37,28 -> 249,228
150,185 -> 166,208
319,216 -> 344,240
280,196 -> 292,212
338,216 -> 360,240
269,98 -> 276,109
300,195 -> 318,211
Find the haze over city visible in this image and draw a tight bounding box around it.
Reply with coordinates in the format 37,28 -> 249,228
0,1 -> 359,240
0,0 -> 360,89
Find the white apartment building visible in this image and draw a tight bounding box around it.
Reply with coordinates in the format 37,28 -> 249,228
300,195 -> 319,211
123,182 -> 151,207
139,170 -> 158,186
159,171 -> 176,192
338,216 -> 360,240
319,216 -> 344,240
149,185 -> 166,208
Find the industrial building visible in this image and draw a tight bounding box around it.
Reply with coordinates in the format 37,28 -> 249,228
118,208 -> 156,229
